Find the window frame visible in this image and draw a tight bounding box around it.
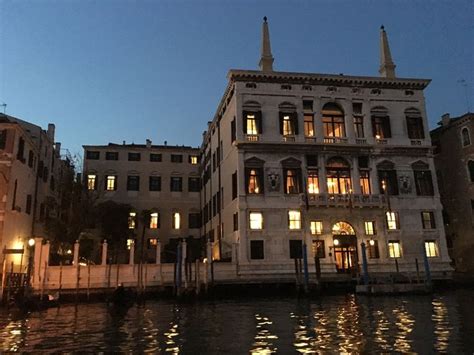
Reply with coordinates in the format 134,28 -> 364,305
424,240 -> 439,257
388,240 -> 402,258
127,175 -> 140,191
249,212 -> 263,230
288,210 -> 302,230
421,211 -> 436,229
170,176 -> 183,192
149,176 -> 162,191
386,211 -> 400,230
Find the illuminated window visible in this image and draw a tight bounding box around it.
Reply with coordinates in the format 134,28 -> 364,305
424,240 -> 438,257
285,169 -> 301,194
371,107 -> 391,139
326,157 -> 351,194
364,221 -> 375,235
189,155 -> 198,164
173,212 -> 181,229
304,114 -> 314,137
106,175 -> 116,191
288,210 -> 301,230
150,212 -> 159,229
322,103 -> 345,138
246,113 -> 258,135
148,238 -> 158,248
386,212 -> 399,230
127,239 -> 134,250
281,114 -> 296,136
307,171 -> 319,194
310,221 -> 323,235
359,171 -> 371,195
87,174 -> 97,191
249,212 -> 263,230
128,212 -> 136,229
312,240 -> 325,258
388,240 -> 401,258
421,211 -> 436,229
246,168 -> 263,194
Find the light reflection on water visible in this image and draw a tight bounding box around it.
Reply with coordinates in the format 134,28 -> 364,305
0,290 -> 473,353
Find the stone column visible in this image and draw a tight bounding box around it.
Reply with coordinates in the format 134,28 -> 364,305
352,157 -> 361,195
101,240 -> 108,265
155,240 -> 161,264
319,155 -> 328,194
129,241 -> 135,265
73,240 -> 80,266
314,99 -> 324,142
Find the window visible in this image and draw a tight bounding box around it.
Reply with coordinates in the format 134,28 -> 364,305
421,211 -> 436,229
364,221 -> 376,235
359,170 -> 371,195
377,162 -> 398,195
189,155 -> 198,165
150,153 -> 162,162
26,195 -> 32,215
148,239 -> 158,248
406,109 -> 425,139
289,240 -> 303,259
279,112 -> 298,136
353,103 -> 364,138
469,161 -> 474,182
149,176 -> 161,191
303,100 -> 314,137
243,111 -> 262,135
86,151 -> 100,160
414,170 -> 434,196
127,239 -> 134,250
312,240 -> 325,258
249,212 -> 263,230
284,169 -> 301,194
128,152 -> 141,161
322,103 -> 345,138
170,177 -> 183,192
171,154 -> 183,163
28,151 -> 34,168
371,107 -> 391,139
0,130 -> 6,149
386,212 -> 399,230
232,172 -> 237,199
388,240 -> 402,258
87,174 -> 97,191
288,210 -> 301,230
105,152 -> 118,160
233,212 -> 238,231
231,118 -> 236,143
128,212 -> 137,229
173,212 -> 181,229
326,157 -> 351,194
246,168 -> 263,194
425,241 -> 438,257
189,213 -> 200,229
106,175 -> 117,191
307,170 -> 320,194
188,177 -> 200,192
150,212 -> 159,229
250,240 -> 264,260
310,221 -> 323,235
367,240 -> 380,258
16,137 -> 25,161
462,127 -> 471,146
127,175 -> 140,191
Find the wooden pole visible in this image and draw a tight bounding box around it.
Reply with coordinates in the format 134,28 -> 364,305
6,261 -> 13,304
107,262 -> 112,289
0,257 -> 6,303
58,262 -> 63,297
75,263 -> 81,302
115,263 -> 120,287
144,262 -> 148,293
41,261 -> 48,301
87,261 -> 91,301
415,258 -> 420,283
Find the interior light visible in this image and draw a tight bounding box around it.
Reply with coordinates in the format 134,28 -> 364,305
28,238 -> 35,247
333,239 -> 340,246
369,239 -> 375,246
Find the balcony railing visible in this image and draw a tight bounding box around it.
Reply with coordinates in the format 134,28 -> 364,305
355,138 -> 367,144
283,135 -> 295,142
323,136 -> 348,144
246,134 -> 259,142
410,140 -> 422,146
307,193 -> 388,208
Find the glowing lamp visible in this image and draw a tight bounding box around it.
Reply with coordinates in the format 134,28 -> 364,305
28,238 -> 35,247
369,239 -> 375,246
333,239 -> 340,246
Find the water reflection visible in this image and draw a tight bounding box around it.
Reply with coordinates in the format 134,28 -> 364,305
251,313 -> 278,354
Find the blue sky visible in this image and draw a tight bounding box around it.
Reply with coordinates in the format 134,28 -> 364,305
0,0 -> 472,157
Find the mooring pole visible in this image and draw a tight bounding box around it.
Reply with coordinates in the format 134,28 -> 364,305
422,244 -> 432,287
360,242 -> 369,285
176,242 -> 182,296
302,243 -> 309,293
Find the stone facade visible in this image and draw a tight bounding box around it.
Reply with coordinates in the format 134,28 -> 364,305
431,112 -> 474,272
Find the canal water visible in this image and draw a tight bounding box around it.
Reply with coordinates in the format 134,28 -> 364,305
1,289 -> 473,353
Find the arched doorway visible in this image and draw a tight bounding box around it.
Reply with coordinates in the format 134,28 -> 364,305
332,222 -> 358,274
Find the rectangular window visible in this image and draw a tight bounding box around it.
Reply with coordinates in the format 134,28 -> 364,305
170,177 -> 183,192
421,211 -> 436,229
106,175 -> 116,191
232,172 -> 237,200
388,240 -> 402,258
288,210 -> 301,230
312,240 -> 326,258
233,212 -> 238,231
378,170 -> 399,195
148,238 -> 158,248
87,174 -> 97,191
246,168 -> 263,194
231,118 -> 236,143
188,177 -> 200,192
0,130 -> 7,149
150,212 -> 159,229
386,212 -> 399,230
249,212 -> 263,230
150,153 -> 162,162
304,114 -> 314,137
280,112 -> 298,136
128,152 -> 141,161
364,221 -> 376,235
424,240 -> 438,257
407,116 -> 425,139
289,240 -> 303,259
173,212 -> 181,229
284,169 -> 301,194
128,212 -> 136,229
189,213 -> 200,229
127,175 -> 140,191
127,239 -> 134,250
245,112 -> 261,135
354,116 -> 364,138
105,152 -> 118,160
171,154 -> 183,163
149,176 -> 161,191
371,115 -> 392,139
310,221 -> 323,235
28,151 -> 34,168
360,171 -> 371,195
26,194 -> 32,215
367,240 -> 380,259
250,240 -> 264,260
307,170 -> 319,194
323,116 -> 345,138
86,150 -> 100,160
414,170 -> 434,196
189,155 -> 198,164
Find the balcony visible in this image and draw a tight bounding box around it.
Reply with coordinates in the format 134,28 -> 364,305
246,134 -> 259,142
355,138 -> 367,144
410,140 -> 422,146
307,193 -> 388,208
283,135 -> 295,142
323,137 -> 348,144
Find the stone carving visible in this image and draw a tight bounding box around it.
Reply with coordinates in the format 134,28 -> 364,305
267,171 -> 280,191
399,175 -> 412,194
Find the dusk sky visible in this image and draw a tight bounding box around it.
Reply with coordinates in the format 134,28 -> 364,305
0,0 -> 472,158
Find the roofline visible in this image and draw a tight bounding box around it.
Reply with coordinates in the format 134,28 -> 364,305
83,143 -> 200,150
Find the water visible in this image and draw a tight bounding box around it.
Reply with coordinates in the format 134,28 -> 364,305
1,290 -> 473,353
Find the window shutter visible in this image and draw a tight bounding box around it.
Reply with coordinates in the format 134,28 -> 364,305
293,112 -> 299,135
114,176 -> 117,191
279,112 -> 284,135
242,111 -> 248,133
297,168 -> 302,193
258,168 -> 264,193
371,116 -> 377,137
244,168 -> 250,194
104,177 -> 107,190
256,111 -> 263,134
385,116 -> 392,138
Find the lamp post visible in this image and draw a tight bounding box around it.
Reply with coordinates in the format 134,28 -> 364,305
26,238 -> 35,287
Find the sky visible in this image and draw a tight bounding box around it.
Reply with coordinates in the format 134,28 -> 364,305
0,0 -> 472,158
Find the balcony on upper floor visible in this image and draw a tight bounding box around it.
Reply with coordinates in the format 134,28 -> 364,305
307,193 -> 388,208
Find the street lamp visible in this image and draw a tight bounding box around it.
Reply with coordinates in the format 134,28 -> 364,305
26,238 -> 36,286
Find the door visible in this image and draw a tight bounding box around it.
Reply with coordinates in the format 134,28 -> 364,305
333,235 -> 358,274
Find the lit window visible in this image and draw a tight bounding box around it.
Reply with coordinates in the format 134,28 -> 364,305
424,241 -> 438,257
148,238 -> 158,247
326,158 -> 351,194
388,240 -> 401,258
288,210 -> 301,230
364,221 -> 375,235
247,168 -> 263,194
173,212 -> 181,229
190,155 -> 198,165
304,114 -> 314,137
307,171 -> 319,194
249,212 -> 263,230
359,171 -> 371,195
322,103 -> 345,138
421,211 -> 436,229
310,221 -> 323,235
282,114 -> 295,136
150,212 -> 159,229
128,212 -> 136,229
127,239 -> 134,250
386,211 -> 399,230
87,174 -> 97,191
106,175 -> 116,191
285,169 -> 300,194
246,114 -> 258,135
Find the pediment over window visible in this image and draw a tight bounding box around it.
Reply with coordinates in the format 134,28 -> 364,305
245,156 -> 265,167
280,157 -> 301,168
326,156 -> 350,168
243,101 -> 261,110
376,160 -> 395,170
278,102 -> 296,111
411,160 -> 429,170
405,107 -> 421,116
127,170 -> 140,175
371,106 -> 388,116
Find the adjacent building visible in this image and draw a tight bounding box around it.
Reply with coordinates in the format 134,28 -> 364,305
431,112 -> 474,272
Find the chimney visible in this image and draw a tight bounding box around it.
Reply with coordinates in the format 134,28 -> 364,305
47,123 -> 55,141
164,140 -> 167,146
146,139 -> 152,148
441,113 -> 451,126
123,140 -> 126,145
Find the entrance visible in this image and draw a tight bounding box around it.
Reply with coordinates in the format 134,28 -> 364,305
332,222 -> 358,275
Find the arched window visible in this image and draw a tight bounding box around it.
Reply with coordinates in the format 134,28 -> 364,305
332,222 -> 355,235
371,106 -> 391,139
326,157 -> 351,194
322,103 -> 345,138
468,161 -> 474,182
462,127 -> 471,146
405,108 -> 425,139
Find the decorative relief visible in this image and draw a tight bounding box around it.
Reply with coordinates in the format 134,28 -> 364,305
267,171 -> 280,192
399,175 -> 412,194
